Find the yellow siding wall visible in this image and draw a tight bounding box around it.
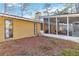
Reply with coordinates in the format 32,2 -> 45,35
0,17 -> 4,42
0,16 -> 41,42
36,23 -> 40,34
44,23 -> 48,33
13,19 -> 34,39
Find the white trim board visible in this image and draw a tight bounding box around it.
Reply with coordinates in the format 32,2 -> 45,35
42,13 -> 79,18
0,13 -> 40,22
42,33 -> 79,43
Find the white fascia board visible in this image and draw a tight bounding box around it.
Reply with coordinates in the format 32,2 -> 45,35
0,13 -> 40,22
42,14 -> 79,18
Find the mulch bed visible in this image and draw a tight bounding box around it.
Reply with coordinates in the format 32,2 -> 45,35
0,36 -> 78,56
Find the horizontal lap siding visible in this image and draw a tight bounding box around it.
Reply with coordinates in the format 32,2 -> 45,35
0,17 -> 5,42
0,16 -> 41,42
44,24 -> 48,33
37,23 -> 41,34
3,17 -> 35,40
13,19 -> 34,39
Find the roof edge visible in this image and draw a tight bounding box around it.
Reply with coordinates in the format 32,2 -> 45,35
0,13 -> 40,22
41,13 -> 79,18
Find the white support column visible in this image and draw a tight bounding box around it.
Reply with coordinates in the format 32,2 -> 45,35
67,16 -> 69,36
56,17 -> 58,35
48,17 -> 50,34
72,23 -> 74,35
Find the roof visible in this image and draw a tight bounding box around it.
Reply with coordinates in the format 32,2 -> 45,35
0,13 -> 40,22
42,13 -> 79,18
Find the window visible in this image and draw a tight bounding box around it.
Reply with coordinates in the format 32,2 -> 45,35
5,20 -> 13,39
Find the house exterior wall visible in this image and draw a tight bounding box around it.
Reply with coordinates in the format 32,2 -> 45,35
36,22 -> 41,34
13,19 -> 35,39
44,23 -> 46,32
0,16 -> 41,42
50,23 -> 56,34
0,17 -> 4,42
43,18 -> 48,33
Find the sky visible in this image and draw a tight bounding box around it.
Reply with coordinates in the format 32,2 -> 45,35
0,3 -> 64,18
